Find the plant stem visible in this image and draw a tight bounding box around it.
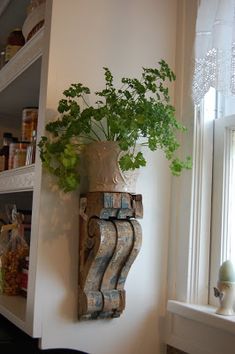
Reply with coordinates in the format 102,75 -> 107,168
89,127 -> 102,141
91,120 -> 109,139
81,94 -> 90,107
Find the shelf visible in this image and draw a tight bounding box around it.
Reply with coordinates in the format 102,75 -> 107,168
0,28 -> 43,124
0,28 -> 43,92
0,165 -> 35,193
0,294 -> 26,331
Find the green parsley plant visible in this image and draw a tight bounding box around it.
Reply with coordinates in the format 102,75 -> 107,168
38,60 -> 192,192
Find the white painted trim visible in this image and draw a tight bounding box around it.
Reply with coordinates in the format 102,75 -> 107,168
0,28 -> 43,93
167,0 -> 212,305
166,300 -> 235,354
0,295 -> 26,330
166,2 -> 235,353
187,95 -> 214,304
0,165 -> 34,193
166,4 -> 215,352
210,115 -> 235,304
221,128 -> 232,262
167,300 -> 235,334
167,0 -> 196,303
187,107 -> 204,303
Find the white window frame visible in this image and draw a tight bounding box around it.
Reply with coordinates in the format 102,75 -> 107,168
188,91 -> 215,304
166,88 -> 235,354
166,1 -> 231,308
166,1 -> 235,353
209,114 -> 235,305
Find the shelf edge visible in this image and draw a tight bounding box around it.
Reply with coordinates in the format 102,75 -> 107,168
0,28 -> 44,92
0,165 -> 35,193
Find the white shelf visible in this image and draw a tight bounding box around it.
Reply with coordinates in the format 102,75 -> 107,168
0,28 -> 44,93
0,294 -> 26,330
0,165 -> 35,193
0,0 -> 41,340
0,0 -> 42,338
0,29 -> 43,124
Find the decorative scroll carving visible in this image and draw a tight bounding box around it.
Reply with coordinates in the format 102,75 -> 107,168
78,192 -> 142,319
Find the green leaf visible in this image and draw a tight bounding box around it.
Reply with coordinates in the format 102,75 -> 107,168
119,152 -> 146,171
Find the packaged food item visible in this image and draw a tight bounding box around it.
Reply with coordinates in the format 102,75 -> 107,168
1,205 -> 29,296
26,130 -> 37,165
13,147 -> 27,169
0,132 -> 13,172
20,256 -> 29,296
0,219 -> 9,294
8,139 -> 23,170
9,141 -> 29,169
22,107 -> 38,142
5,29 -> 25,63
0,259 -> 3,294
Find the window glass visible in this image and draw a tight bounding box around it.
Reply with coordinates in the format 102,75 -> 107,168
209,109 -> 235,304
228,130 -> 235,263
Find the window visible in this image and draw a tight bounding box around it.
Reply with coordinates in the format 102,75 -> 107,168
166,0 -> 235,350
167,0 -> 235,307
209,97 -> 235,304
191,0 -> 235,304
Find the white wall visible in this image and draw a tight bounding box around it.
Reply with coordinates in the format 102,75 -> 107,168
37,1 -> 178,353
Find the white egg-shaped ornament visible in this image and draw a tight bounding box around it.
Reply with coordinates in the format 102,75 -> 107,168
219,260 -> 235,282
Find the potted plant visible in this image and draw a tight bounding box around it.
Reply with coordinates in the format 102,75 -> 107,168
38,59 -> 191,192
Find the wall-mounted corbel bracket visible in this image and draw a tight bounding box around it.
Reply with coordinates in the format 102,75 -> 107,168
78,192 -> 143,320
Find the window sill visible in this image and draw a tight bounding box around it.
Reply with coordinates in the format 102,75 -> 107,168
167,300 -> 235,335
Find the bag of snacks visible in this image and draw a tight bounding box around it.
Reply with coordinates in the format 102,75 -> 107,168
1,205 -> 29,295
0,220 -> 9,294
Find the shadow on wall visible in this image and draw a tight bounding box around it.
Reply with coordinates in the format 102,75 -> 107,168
167,345 -> 188,354
38,350 -> 88,354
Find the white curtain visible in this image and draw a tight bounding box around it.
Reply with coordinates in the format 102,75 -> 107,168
193,0 -> 235,104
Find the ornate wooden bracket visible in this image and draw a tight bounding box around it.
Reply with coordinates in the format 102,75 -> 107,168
78,192 -> 143,319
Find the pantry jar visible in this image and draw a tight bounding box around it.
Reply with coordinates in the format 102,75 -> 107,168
5,28 -> 25,63
21,107 -> 38,142
9,142 -> 29,169
13,147 -> 27,169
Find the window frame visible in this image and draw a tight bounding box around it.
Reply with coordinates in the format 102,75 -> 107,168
168,94 -> 215,305
209,114 -> 235,304
166,0 -> 235,352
